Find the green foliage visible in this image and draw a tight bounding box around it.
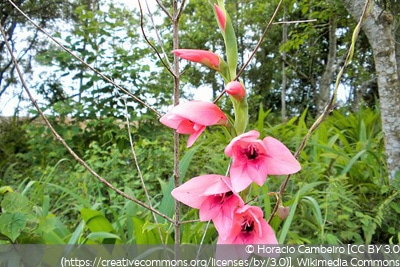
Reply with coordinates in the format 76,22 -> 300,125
259,105 -> 399,244
1,86 -> 398,246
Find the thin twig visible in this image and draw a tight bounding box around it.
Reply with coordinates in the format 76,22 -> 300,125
138,0 -> 175,77
179,219 -> 200,224
120,94 -> 165,244
0,23 -> 173,224
145,0 -> 172,67
267,0 -> 373,223
175,0 -> 187,21
7,0 -> 160,117
273,19 -> 317,25
155,0 -> 172,20
197,220 -> 211,257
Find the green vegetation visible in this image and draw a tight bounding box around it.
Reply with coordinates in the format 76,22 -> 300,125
0,104 -> 398,244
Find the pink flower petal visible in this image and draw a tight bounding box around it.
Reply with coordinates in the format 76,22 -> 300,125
225,130 -> 301,191
225,130 -> 260,157
243,159 -> 268,186
229,164 -> 253,192
172,101 -> 227,126
217,205 -> 278,245
171,175 -> 230,209
186,124 -> 206,147
175,119 -> 195,134
208,193 -> 244,239
159,112 -> 182,129
160,101 -> 227,147
262,137 -> 301,175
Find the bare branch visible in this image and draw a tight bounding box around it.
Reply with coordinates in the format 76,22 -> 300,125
172,0 -> 181,246
120,93 -> 166,244
155,0 -> 172,19
138,0 -> 175,77
175,0 -> 187,21
273,19 -> 317,25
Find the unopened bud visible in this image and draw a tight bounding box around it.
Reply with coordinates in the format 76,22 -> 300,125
214,3 -> 226,32
277,205 -> 290,220
225,81 -> 246,100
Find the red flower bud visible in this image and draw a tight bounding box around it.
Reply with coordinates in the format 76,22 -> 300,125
173,49 -> 220,71
225,81 -> 246,100
214,4 -> 226,32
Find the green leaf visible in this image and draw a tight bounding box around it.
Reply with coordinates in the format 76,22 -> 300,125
86,232 -> 121,241
0,186 -> 13,195
0,213 -> 27,242
80,208 -> 115,233
340,149 -> 367,175
157,146 -> 199,222
279,182 -> 325,244
303,196 -> 323,226
80,208 -> 119,244
132,217 -> 158,244
223,8 -> 238,80
1,192 -> 31,215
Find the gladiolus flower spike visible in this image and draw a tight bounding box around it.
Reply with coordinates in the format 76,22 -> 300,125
160,101 -> 228,147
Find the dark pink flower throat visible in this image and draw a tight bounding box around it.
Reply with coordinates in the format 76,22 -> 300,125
241,216 -> 254,233
216,191 -> 233,204
244,144 -> 258,160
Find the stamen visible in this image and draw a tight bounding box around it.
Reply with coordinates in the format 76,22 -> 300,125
245,144 -> 258,160
241,216 -> 254,233
216,191 -> 233,204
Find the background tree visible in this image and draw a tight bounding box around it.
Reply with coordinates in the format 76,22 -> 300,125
0,0 -> 101,115
340,0 -> 400,180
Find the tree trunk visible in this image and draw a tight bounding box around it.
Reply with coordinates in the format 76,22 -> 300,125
395,22 -> 400,79
340,0 -> 400,180
316,16 -> 338,114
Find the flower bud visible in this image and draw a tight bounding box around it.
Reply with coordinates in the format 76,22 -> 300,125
225,81 -> 246,100
277,205 -> 290,220
214,4 -> 226,32
173,49 -> 220,71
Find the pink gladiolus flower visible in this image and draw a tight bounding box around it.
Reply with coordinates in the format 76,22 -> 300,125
225,81 -> 246,100
217,205 -> 277,245
173,49 -> 220,70
171,174 -> 244,238
214,4 -> 226,32
160,101 -> 228,147
225,130 -> 301,191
